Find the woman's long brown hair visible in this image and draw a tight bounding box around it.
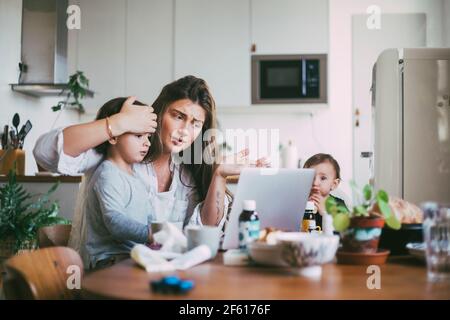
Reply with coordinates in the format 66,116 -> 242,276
147,76 -> 232,221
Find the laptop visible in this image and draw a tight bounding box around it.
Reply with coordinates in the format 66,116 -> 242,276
222,168 -> 315,249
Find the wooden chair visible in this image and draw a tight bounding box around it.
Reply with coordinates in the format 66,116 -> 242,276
2,246 -> 83,299
38,224 -> 72,248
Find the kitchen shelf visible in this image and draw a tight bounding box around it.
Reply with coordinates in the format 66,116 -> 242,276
10,83 -> 94,98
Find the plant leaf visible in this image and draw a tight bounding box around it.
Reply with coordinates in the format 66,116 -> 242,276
354,205 -> 368,216
333,213 -> 350,232
377,199 -> 391,218
363,184 -> 373,201
385,214 -> 401,230
0,168 -> 66,252
325,196 -> 337,215
376,190 -> 389,203
336,205 -> 349,214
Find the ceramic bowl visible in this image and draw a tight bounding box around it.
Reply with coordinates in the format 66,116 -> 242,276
276,232 -> 340,268
248,242 -> 289,267
248,232 -> 339,268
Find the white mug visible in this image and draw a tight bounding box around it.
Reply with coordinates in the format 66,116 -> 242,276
185,225 -> 221,258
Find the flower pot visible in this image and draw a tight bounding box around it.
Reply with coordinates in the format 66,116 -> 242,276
341,217 -> 385,254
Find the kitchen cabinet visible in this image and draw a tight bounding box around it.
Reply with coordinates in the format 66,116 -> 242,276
75,0 -> 174,110
174,0 -> 251,107
75,0 -> 127,111
251,0 -> 328,54
125,0 -> 174,104
73,0 -> 329,110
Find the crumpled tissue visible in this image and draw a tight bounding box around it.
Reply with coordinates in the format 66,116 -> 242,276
131,222 -> 212,272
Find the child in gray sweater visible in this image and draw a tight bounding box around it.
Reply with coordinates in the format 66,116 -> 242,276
82,98 -> 153,269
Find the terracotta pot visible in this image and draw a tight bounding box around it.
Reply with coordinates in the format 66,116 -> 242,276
342,217 -> 385,254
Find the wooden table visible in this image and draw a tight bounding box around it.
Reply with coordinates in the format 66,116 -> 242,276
81,254 -> 450,299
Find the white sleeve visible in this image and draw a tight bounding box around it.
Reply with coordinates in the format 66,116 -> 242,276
33,127 -> 103,175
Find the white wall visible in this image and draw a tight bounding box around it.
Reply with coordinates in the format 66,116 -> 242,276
0,0 -> 81,175
219,0 -> 446,199
5,0 -> 445,193
251,0 -> 329,54
325,0 -> 444,197
175,0 -> 251,107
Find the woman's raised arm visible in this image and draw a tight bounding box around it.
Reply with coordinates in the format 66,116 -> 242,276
64,96 -> 157,157
33,96 -> 157,174
200,149 -> 270,226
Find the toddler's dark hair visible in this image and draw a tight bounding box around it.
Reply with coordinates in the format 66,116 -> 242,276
303,153 -> 341,180
94,97 -> 146,156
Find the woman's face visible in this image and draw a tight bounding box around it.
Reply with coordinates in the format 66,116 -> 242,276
160,99 -> 206,153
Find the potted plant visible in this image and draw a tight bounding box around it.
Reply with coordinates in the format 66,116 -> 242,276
52,71 -> 90,113
0,168 -> 70,259
325,183 -> 401,254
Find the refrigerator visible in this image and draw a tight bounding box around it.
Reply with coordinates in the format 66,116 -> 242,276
372,48 -> 450,205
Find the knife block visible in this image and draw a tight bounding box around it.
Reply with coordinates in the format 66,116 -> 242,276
0,149 -> 25,175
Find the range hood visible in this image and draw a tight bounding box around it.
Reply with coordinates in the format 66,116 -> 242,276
10,0 -> 93,98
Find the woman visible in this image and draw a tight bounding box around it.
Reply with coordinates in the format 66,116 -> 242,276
33,75 -> 267,266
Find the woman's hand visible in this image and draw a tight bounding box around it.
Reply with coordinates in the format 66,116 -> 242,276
110,96 -> 158,136
215,148 -> 271,178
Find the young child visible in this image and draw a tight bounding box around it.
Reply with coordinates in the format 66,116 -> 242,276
303,153 -> 348,230
81,97 -> 153,270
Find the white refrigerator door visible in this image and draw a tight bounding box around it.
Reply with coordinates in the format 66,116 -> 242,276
403,52 -> 450,204
374,49 -> 403,199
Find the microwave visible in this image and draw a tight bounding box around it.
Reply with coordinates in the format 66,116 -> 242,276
251,54 -> 327,104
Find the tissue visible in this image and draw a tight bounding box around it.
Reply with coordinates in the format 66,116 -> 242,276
131,221 -> 213,273
131,244 -> 176,272
171,245 -> 212,270
153,222 -> 188,253
131,244 -> 212,273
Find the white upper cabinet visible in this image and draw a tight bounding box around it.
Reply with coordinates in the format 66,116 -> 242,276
75,0 -> 127,111
174,0 -> 251,107
74,0 -> 174,111
251,0 -> 329,54
126,0 -> 174,104
73,0 -> 329,110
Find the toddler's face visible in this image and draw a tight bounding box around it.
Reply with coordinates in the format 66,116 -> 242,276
115,133 -> 151,163
310,162 -> 340,197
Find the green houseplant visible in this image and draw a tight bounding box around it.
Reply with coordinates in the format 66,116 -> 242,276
325,182 -> 401,253
0,168 -> 70,258
52,71 -> 90,113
